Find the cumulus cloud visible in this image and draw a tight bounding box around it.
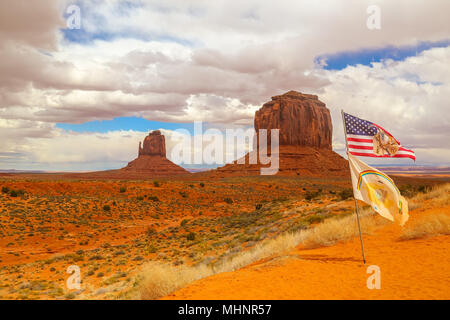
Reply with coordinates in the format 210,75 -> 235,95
0,0 -> 449,169
321,46 -> 450,164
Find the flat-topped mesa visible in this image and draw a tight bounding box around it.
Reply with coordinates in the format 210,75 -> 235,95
214,90 -> 348,177
255,90 -> 332,149
138,130 -> 166,157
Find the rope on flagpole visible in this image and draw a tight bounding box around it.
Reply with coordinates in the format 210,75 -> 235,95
341,110 -> 366,264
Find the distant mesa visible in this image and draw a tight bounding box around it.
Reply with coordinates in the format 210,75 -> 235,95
215,90 -> 348,177
121,130 -> 188,176
67,130 -> 188,179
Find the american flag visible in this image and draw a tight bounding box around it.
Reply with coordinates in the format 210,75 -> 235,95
343,112 -> 415,160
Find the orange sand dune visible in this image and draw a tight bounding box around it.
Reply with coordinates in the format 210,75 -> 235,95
164,208 -> 450,300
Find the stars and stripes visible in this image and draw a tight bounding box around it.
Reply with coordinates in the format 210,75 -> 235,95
343,112 -> 415,160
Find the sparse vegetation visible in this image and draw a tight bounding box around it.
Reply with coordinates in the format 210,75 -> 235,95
399,213 -> 450,240
339,188 -> 353,201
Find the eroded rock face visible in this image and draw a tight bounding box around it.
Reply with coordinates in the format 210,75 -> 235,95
254,91 -> 332,149
122,130 -> 188,176
139,130 -> 166,157
213,90 -> 348,177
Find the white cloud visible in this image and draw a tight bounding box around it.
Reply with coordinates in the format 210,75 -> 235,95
320,46 -> 450,165
0,0 -> 449,169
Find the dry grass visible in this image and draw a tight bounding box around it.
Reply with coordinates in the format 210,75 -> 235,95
409,183 -> 450,209
135,210 -> 387,299
137,232 -> 307,300
136,183 -> 450,300
138,262 -> 214,300
302,209 -> 388,248
399,213 -> 450,240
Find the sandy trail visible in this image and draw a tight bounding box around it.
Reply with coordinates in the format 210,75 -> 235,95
164,208 -> 450,300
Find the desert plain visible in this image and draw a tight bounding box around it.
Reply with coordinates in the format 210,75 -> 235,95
0,171 -> 448,300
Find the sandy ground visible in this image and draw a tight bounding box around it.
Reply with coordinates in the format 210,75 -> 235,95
164,207 -> 450,300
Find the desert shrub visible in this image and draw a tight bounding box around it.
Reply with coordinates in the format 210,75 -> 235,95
1,186 -> 9,194
186,232 -> 196,241
224,197 -> 233,204
339,188 -> 353,201
148,196 -> 160,202
199,182 -> 205,188
146,227 -> 157,237
119,186 -> 127,193
255,203 -> 263,210
103,205 -> 111,212
179,191 -> 188,198
180,219 -> 189,227
305,215 -> 325,225
137,196 -> 144,201
9,190 -> 19,197
153,181 -> 160,187
304,190 -> 319,201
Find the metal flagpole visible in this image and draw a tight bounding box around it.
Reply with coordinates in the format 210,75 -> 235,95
341,110 -> 366,264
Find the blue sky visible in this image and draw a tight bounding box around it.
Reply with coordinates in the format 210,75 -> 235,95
57,117 -> 195,134
317,39 -> 450,70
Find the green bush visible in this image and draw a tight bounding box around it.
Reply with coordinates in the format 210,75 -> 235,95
224,197 -> 233,204
199,182 -> 205,188
339,188 -> 353,201
186,232 -> 196,241
119,186 -> 127,193
1,186 -> 10,194
148,195 -> 160,202
153,181 -> 160,187
103,205 -> 111,212
9,190 -> 19,197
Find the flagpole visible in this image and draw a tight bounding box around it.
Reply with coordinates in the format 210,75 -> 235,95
341,110 -> 366,264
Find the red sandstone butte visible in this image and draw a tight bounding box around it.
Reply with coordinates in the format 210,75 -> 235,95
214,91 -> 348,177
122,130 -> 188,176
66,130 -> 189,179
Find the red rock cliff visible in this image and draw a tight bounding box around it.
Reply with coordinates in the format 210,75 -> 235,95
139,130 -> 166,156
254,91 -> 332,149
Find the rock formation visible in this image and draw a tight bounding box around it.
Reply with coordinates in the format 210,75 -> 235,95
66,130 -> 189,179
122,130 -> 188,176
138,130 -> 166,157
255,91 -> 332,149
214,91 -> 348,177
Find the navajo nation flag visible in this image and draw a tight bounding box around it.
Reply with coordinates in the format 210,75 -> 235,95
343,112 -> 415,160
